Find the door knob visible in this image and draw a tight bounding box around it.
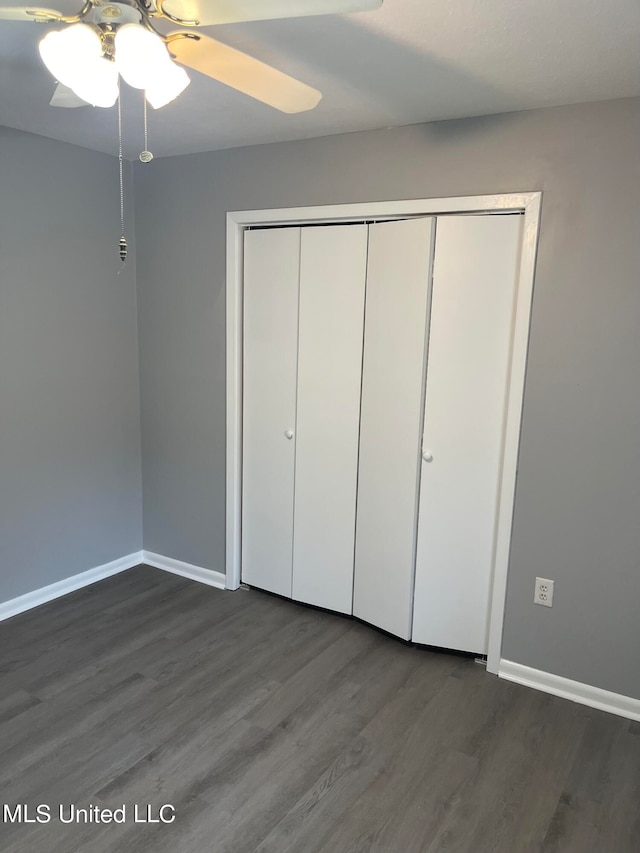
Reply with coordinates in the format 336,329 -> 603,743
422,450 -> 433,463
284,430 -> 294,440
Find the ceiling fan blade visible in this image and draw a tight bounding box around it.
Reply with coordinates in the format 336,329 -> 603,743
160,0 -> 382,27
0,5 -> 65,20
169,33 -> 322,113
49,82 -> 89,108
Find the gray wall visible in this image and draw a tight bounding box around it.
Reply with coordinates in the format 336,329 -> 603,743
0,126 -> 142,603
134,97 -> 640,699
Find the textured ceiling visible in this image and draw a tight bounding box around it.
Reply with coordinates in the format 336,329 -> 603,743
1,0 -> 639,159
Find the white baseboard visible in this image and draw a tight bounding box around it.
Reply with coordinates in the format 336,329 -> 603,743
0,551 -> 144,623
499,659 -> 640,722
142,551 -> 226,590
0,549 -> 227,624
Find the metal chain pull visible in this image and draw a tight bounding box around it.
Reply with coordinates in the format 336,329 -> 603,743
139,95 -> 154,164
117,93 -> 127,264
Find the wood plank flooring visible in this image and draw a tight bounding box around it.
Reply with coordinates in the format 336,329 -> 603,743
0,565 -> 638,852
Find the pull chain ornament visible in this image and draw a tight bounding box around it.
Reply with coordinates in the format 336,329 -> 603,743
117,92 -> 127,263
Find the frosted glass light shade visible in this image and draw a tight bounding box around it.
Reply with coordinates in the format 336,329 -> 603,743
115,24 -> 168,90
71,58 -> 119,108
39,23 -> 102,90
145,62 -> 190,109
39,23 -> 118,108
116,23 -> 190,107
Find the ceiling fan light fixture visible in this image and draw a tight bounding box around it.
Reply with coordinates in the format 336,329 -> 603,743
145,63 -> 190,109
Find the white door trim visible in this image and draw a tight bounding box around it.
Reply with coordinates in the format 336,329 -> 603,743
226,192 -> 542,675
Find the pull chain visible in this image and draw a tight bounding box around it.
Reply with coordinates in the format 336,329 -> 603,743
117,93 -> 127,264
139,94 -> 154,164
144,96 -> 148,151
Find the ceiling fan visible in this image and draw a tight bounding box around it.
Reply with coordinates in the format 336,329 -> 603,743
0,0 -> 383,111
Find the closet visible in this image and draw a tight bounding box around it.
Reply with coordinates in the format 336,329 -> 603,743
241,212 -> 524,655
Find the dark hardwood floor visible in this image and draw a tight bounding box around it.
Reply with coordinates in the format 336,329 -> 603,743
0,565 -> 638,852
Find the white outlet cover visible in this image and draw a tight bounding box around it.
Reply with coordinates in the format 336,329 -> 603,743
534,577 -> 554,607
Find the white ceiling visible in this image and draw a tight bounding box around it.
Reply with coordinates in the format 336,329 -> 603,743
1,0 -> 639,159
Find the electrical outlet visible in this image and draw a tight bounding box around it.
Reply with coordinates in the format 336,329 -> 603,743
534,577 -> 554,607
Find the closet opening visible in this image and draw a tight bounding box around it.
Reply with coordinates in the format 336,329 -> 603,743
226,193 -> 542,675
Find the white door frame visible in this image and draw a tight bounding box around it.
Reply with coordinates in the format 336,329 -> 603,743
226,192 -> 542,675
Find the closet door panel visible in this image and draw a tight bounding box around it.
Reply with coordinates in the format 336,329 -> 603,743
242,227 -> 300,597
412,215 -> 523,652
353,218 -> 435,638
292,225 -> 368,614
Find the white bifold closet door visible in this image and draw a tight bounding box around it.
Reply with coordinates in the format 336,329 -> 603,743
292,225 -> 367,613
243,213 -> 524,654
353,218 -> 436,639
412,214 -> 523,653
242,227 -> 301,598
242,224 -> 367,613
